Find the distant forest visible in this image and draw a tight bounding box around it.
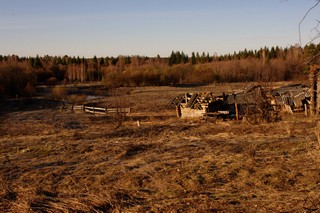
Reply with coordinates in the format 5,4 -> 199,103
0,43 -> 320,99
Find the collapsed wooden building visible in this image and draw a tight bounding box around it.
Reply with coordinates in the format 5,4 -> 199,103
172,83 -> 312,122
271,84 -> 311,114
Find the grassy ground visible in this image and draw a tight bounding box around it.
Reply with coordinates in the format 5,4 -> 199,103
1,83 -> 320,212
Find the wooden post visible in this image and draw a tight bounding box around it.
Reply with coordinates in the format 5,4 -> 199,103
185,93 -> 188,105
317,69 -> 320,115
304,104 -> 308,116
176,105 -> 182,118
310,69 -> 316,115
235,102 -> 239,121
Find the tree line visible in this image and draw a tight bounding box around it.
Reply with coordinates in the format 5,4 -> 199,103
0,43 -> 319,100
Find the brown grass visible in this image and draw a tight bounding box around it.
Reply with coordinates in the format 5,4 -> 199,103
1,84 -> 320,212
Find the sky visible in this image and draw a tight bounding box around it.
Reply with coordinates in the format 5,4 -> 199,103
0,0 -> 320,58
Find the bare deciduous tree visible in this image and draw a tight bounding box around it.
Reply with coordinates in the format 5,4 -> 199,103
299,0 -> 320,46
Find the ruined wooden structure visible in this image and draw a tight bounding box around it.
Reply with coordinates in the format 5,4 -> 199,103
271,84 -> 311,114
172,82 -> 314,122
172,84 -> 279,122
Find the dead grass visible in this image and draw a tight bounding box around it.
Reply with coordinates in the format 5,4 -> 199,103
2,83 -> 320,212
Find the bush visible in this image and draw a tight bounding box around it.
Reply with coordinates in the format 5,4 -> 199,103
103,67 -> 125,87
52,86 -> 68,100
23,82 -> 36,97
67,94 -> 87,105
46,77 -> 58,87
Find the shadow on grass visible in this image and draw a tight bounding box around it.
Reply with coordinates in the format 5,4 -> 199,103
0,98 -> 62,115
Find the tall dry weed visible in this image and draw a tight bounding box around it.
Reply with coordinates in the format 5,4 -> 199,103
108,88 -> 130,129
315,121 -> 320,147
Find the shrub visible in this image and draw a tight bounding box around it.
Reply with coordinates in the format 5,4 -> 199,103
103,67 -> 125,87
67,94 -> 87,105
51,86 -> 68,100
23,82 -> 36,97
46,77 -> 58,87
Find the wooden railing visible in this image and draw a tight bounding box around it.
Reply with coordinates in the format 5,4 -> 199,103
73,105 -> 131,115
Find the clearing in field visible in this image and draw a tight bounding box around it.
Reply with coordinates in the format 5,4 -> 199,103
1,83 -> 320,212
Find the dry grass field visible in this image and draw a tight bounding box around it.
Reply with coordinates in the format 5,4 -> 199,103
1,83 -> 320,212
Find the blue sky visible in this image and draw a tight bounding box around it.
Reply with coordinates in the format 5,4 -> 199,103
0,0 -> 319,57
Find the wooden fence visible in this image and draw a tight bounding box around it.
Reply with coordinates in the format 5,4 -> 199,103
73,105 -> 131,115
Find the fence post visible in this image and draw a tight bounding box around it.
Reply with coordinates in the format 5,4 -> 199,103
235,102 -> 239,121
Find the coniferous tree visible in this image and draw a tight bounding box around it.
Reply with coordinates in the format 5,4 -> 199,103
99,57 -> 104,66
111,57 -> 118,65
317,43 -> 320,53
269,47 -> 277,59
200,52 -> 206,63
66,56 -> 72,65
304,43 -> 316,56
30,55 -> 43,69
169,51 -> 177,66
275,46 -> 280,56
196,52 -> 201,63
176,51 -> 181,64
206,53 -> 212,62
76,56 -> 81,64
181,52 -> 188,63
105,57 -> 109,66
243,49 -> 248,59
125,56 -> 131,65
184,54 -> 189,63
93,55 -> 98,64
254,50 -> 259,58
35,55 -> 43,68
29,57 -> 35,68
191,52 -> 196,65
70,56 -> 76,64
